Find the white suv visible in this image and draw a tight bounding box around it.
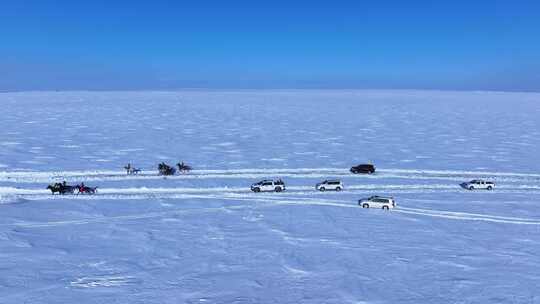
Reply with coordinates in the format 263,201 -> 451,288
462,180 -> 495,190
251,179 -> 285,192
316,180 -> 343,191
358,196 -> 396,210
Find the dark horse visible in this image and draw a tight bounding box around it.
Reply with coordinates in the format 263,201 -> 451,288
47,183 -> 77,195
158,162 -> 176,176
176,162 -> 192,174
124,163 -> 141,175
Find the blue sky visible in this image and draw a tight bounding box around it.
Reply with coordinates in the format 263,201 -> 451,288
1,0 -> 539,91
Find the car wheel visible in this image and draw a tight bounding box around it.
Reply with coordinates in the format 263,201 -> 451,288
253,188 -> 260,192
320,187 -> 326,192
275,187 -> 282,192
382,205 -> 389,210
469,186 -> 474,190
362,203 -> 369,208
336,187 -> 341,191
487,186 -> 493,190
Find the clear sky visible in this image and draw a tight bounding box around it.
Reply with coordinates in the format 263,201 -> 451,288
1,0 -> 539,91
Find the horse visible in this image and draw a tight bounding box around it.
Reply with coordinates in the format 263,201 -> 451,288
158,163 -> 176,176
124,166 -> 141,175
47,183 -> 77,195
176,162 -> 192,174
47,183 -> 62,194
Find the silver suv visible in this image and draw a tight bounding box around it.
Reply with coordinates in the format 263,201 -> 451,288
316,180 -> 343,191
358,196 -> 396,210
251,179 -> 286,192
461,180 -> 495,190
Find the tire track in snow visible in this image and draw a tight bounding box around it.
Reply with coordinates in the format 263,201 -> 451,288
3,183 -> 540,201
1,167 -> 540,183
381,168 -> 540,178
0,195 -> 353,228
0,168 -> 348,183
399,206 -> 540,222
394,207 -> 540,225
3,192 -> 539,228
260,196 -> 540,225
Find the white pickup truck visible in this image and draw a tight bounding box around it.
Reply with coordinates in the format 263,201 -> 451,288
461,180 -> 495,190
251,179 -> 286,192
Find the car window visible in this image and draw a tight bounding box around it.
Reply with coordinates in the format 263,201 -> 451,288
263,182 -> 273,186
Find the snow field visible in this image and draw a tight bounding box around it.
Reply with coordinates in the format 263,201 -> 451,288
1,90 -> 540,303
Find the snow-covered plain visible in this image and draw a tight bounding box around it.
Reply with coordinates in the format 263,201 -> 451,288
1,90 -> 540,303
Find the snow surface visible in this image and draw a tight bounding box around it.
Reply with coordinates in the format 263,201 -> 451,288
1,90 -> 540,303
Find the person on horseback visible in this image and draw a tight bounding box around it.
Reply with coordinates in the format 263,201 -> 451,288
125,163 -> 132,174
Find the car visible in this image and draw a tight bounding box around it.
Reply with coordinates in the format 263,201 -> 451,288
316,180 -> 343,191
251,179 -> 285,192
358,196 -> 396,210
461,180 -> 495,190
350,164 -> 376,174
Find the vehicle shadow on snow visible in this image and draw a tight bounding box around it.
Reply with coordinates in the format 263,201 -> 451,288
459,183 -> 470,190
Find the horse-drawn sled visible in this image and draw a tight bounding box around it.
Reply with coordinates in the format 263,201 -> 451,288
158,163 -> 176,176
158,161 -> 192,176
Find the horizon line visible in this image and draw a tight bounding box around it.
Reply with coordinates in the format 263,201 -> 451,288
2,87 -> 540,94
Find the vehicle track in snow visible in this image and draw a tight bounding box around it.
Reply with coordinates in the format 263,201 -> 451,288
394,207 -> 540,225
2,167 -> 540,227
3,183 -> 540,201
1,167 -> 540,183
2,193 -> 539,228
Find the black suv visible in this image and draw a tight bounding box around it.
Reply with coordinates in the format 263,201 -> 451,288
350,164 -> 376,174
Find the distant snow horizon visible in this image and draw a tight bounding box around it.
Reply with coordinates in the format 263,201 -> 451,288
2,88 -> 540,94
